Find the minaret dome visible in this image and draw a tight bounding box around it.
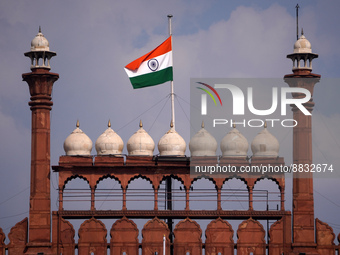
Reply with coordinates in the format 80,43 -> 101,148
158,121 -> 186,156
286,29 -> 318,73
24,27 -> 56,70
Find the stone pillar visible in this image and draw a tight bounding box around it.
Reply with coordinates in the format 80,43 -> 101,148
249,186 -> 254,210
91,186 -> 95,210
185,188 -> 190,210
217,187 -> 222,210
123,187 -> 127,210
154,188 -> 159,210
284,70 -> 320,252
59,187 -> 63,210
280,189 -> 285,211
22,68 -> 58,248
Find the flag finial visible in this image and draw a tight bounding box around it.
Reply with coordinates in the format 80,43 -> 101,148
296,4 -> 300,40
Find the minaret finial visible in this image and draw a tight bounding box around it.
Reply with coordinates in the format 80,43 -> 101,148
301,28 -> 304,36
76,120 -> 80,128
170,120 -> 174,128
108,119 -> 111,127
139,119 -> 143,128
264,121 -> 267,128
233,123 -> 236,129
296,4 -> 300,40
201,121 -> 204,128
39,26 -> 41,33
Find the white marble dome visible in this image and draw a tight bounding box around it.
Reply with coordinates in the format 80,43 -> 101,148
189,121 -> 217,156
31,27 -> 50,51
220,125 -> 248,157
127,120 -> 155,156
95,120 -> 124,155
294,30 -> 312,54
251,124 -> 279,157
158,122 -> 186,156
64,121 -> 93,156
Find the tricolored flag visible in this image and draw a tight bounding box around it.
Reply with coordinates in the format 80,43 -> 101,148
124,36 -> 173,89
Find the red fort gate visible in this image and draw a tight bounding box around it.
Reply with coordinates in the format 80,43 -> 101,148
0,28 -> 339,255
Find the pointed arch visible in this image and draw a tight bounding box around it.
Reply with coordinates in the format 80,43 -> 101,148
142,217 -> 170,255
8,218 -> 28,254
190,177 -> 217,210
205,218 -> 234,255
63,174 -> 90,190
253,178 -> 281,211
95,174 -> 122,189
173,218 -> 202,255
190,175 -> 217,190
95,175 -> 122,210
221,177 -> 249,210
237,218 -> 266,255
78,218 -> 107,254
127,174 -> 153,188
58,218 -> 75,255
158,174 -> 185,190
110,217 -> 139,255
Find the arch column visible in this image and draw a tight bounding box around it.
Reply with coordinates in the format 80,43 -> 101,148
122,187 -> 127,210
217,187 -> 222,210
59,187 -> 63,210
280,188 -> 285,211
249,185 -> 254,210
90,186 -> 95,211
154,188 -> 158,211
185,188 -> 190,210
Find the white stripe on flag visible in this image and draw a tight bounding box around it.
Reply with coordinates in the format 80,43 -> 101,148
125,51 -> 172,78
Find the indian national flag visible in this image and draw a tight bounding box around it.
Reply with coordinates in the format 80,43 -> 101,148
124,36 -> 173,89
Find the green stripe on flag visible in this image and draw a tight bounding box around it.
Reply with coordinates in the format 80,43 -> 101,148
130,67 -> 173,89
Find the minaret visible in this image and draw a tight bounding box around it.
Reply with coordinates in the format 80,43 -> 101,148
22,27 -> 59,253
284,30 -> 320,253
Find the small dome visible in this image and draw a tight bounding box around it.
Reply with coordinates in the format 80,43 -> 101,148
189,121 -> 217,156
158,122 -> 186,156
251,123 -> 279,157
294,30 -> 312,53
95,120 -> 124,155
220,124 -> 248,157
64,121 -> 92,156
30,27 -> 50,51
127,120 -> 155,156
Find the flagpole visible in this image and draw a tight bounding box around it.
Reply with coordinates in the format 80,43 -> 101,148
166,15 -> 174,251
168,14 -> 175,129
163,234 -> 166,255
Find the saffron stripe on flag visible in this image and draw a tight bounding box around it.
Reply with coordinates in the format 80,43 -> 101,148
125,36 -> 172,71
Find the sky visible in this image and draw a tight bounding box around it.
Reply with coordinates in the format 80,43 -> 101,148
0,0 -> 340,244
